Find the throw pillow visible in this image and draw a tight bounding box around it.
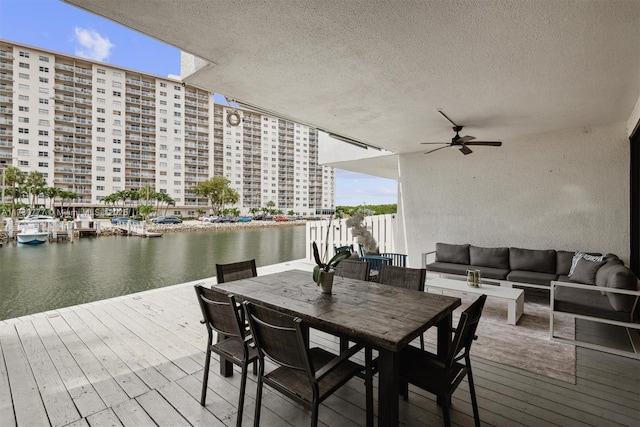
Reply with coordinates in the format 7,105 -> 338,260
569,257 -> 606,285
568,251 -> 604,277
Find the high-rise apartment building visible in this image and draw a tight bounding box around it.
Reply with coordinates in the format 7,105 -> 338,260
0,40 -> 335,217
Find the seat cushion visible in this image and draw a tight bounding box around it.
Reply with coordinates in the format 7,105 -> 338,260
426,261 -> 471,276
507,270 -> 558,286
435,243 -> 470,265
509,247 -> 556,274
554,285 -> 631,322
469,245 -> 510,269
605,266 -> 639,312
469,265 -> 509,280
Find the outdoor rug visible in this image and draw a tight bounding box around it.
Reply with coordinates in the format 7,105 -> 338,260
423,290 -> 576,384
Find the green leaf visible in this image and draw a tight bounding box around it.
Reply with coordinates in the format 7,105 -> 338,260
312,241 -> 324,268
327,249 -> 351,269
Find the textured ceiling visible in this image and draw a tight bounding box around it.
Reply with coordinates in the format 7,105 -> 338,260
64,0 -> 640,155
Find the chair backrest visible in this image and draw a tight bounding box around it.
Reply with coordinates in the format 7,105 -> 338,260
194,285 -> 245,339
334,244 -> 353,255
446,294 -> 487,367
336,259 -> 370,281
216,259 -> 257,283
380,252 -> 407,267
243,301 -> 312,374
378,264 -> 426,291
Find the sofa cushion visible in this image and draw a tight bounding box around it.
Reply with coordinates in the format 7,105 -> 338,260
469,245 -> 509,269
554,285 -> 631,322
509,247 -> 556,274
569,257 -> 606,285
426,262 -> 472,277
606,266 -> 639,312
556,251 -> 575,275
468,265 -> 510,280
507,270 -> 558,286
435,243 -> 470,265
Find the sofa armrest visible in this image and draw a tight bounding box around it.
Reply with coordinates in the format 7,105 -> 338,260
422,251 -> 436,268
551,280 -> 640,322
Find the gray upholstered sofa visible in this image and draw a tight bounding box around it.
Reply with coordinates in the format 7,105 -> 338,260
423,243 -> 639,322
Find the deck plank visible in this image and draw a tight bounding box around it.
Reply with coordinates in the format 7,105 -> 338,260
111,398 -> 156,427
0,323 -> 51,426
0,325 -> 17,427
135,389 -> 191,427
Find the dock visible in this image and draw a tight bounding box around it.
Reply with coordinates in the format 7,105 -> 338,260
0,259 -> 638,426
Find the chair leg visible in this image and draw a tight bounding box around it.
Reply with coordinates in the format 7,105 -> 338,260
237,364 -> 249,427
200,347 -> 212,406
400,379 -> 409,401
420,334 -> 425,350
252,360 -> 257,375
311,402 -> 319,427
440,394 -> 452,427
253,374 -> 263,427
467,368 -> 481,427
365,347 -> 373,427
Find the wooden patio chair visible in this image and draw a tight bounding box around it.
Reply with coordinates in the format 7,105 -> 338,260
243,301 -> 373,427
216,259 -> 257,283
194,285 -> 259,427
378,264 -> 427,349
335,259 -> 371,281
399,294 -> 487,427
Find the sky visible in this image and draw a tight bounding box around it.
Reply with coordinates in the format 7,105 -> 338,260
0,0 -> 398,207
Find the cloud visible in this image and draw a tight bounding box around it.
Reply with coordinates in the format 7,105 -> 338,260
73,27 -> 114,61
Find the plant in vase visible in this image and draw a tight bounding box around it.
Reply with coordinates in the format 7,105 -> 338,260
312,241 -> 351,294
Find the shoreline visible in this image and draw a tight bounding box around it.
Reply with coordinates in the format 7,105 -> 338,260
98,219 -> 306,236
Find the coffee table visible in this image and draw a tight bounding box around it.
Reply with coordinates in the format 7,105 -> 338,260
426,277 -> 524,325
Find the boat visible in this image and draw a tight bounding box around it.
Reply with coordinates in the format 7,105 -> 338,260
17,227 -> 49,245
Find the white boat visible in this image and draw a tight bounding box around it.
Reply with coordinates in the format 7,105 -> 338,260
17,227 -> 49,244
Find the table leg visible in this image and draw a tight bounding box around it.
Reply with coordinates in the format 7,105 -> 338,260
436,313 -> 453,407
378,348 -> 399,426
218,333 -> 234,377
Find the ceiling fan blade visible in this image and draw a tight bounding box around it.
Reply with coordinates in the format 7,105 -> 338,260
456,135 -> 476,144
459,145 -> 473,155
465,141 -> 502,146
421,142 -> 448,145
424,145 -> 449,155
437,109 -> 460,128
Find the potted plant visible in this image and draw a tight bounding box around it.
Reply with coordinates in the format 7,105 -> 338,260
312,241 -> 351,294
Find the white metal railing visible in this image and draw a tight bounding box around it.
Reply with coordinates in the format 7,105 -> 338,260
305,214 -> 397,261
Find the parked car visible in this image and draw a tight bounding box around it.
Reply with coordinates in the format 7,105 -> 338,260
274,216 -> 288,222
216,216 -> 236,223
199,215 -> 218,222
111,217 -> 131,224
151,216 -> 182,224
236,216 -> 252,223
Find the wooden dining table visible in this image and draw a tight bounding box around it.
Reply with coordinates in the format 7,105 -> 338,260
213,269 -> 461,426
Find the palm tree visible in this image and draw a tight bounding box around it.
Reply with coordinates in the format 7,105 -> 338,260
138,185 -> 155,206
191,176 -> 239,214
24,171 -> 46,209
3,166 -> 25,220
59,190 -> 78,218
42,187 -> 62,214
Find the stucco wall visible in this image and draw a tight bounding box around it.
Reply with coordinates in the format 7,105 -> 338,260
397,122 -> 630,266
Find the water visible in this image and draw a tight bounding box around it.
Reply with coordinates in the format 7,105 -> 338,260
0,225 -> 306,320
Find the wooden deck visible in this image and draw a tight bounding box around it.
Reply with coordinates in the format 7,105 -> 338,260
1,260 -> 638,427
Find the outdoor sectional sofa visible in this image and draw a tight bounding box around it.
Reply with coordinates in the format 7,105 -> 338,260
423,243 -> 640,357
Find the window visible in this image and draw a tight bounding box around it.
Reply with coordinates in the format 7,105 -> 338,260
18,117 -> 29,123
97,88 -> 105,94
38,162 -> 48,168
39,66 -> 49,72
113,158 -> 121,163
18,139 -> 28,145
18,72 -> 29,79
38,130 -> 48,136
97,117 -> 105,123
113,139 -> 121,144
18,84 -> 30,90
38,119 -> 49,126
96,156 -> 105,162
96,176 -> 105,181
19,51 -> 30,58
18,128 -> 29,134
96,127 -> 105,133
39,55 -> 49,62
97,78 -> 106,84
113,148 -> 121,154
112,81 -> 121,88
38,87 -> 49,94
160,91 -> 167,96
39,98 -> 48,104
19,62 -> 30,69
174,85 -> 181,91
160,82 -> 167,88
113,71 -> 121,78
38,151 -> 48,157
38,108 -> 48,115
96,166 -> 105,172
97,68 -> 106,74
174,94 -> 181,100
113,177 -> 121,182
18,95 -> 29,101
97,107 -> 105,113
19,160 -> 29,166
96,186 -> 105,191
173,103 -> 181,108
18,106 -> 29,112
112,91 -> 121,97
112,167 -> 121,172
18,149 -> 29,156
